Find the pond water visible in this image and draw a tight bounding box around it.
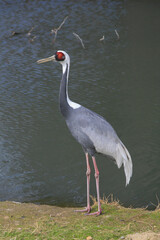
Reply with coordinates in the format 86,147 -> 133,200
0,0 -> 160,209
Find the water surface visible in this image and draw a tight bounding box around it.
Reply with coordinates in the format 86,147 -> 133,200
0,0 -> 160,209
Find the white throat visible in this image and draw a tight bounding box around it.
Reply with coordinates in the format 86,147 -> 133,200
61,61 -> 81,110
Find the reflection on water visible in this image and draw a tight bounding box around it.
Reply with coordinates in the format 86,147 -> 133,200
0,0 -> 159,209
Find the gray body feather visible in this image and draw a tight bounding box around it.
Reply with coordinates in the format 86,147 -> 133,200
66,106 -> 132,185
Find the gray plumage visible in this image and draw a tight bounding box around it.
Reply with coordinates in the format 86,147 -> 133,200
58,53 -> 132,186
66,105 -> 132,186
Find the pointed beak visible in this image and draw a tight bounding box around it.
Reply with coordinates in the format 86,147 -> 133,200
37,55 -> 56,64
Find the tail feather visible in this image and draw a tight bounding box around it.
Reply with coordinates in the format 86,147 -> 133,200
116,141 -> 133,186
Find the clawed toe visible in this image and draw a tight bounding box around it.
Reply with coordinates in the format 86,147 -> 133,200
74,207 -> 91,213
85,210 -> 102,216
75,207 -> 102,216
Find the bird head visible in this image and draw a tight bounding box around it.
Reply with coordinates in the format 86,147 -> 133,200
37,50 -> 69,65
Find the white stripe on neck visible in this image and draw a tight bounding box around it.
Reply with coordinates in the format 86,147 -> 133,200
62,62 -> 81,110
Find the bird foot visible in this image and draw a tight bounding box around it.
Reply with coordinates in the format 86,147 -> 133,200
85,209 -> 102,216
74,207 -> 91,213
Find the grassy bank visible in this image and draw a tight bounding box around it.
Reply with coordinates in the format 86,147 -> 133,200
0,200 -> 160,240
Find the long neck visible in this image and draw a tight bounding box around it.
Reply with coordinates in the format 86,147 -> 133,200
59,61 -> 72,118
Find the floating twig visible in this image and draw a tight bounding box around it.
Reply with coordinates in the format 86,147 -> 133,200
73,32 -> 85,49
56,16 -> 68,32
29,36 -> 36,43
10,31 -> 21,37
99,35 -> 105,42
10,26 -> 36,38
26,26 -> 36,42
27,26 -> 35,36
51,16 -> 68,44
115,29 -> 120,40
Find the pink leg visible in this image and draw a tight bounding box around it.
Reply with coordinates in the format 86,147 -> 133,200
75,153 -> 91,213
86,156 -> 102,216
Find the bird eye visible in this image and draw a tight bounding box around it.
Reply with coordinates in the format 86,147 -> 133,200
55,52 -> 65,61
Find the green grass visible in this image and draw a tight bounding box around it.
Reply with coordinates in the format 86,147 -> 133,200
0,200 -> 160,240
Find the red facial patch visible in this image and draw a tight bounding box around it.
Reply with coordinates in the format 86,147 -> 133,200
56,52 -> 65,61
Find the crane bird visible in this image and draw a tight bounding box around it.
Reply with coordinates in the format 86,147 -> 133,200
37,50 -> 133,216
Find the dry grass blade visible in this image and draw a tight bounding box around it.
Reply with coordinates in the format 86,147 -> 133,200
73,32 -> 85,49
104,193 -> 120,206
150,194 -> 160,210
155,194 -> 160,209
136,220 -> 154,230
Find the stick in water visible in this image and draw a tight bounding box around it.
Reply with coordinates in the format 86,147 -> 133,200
115,29 -> 120,40
51,16 -> 68,44
73,32 -> 85,49
99,35 -> 105,42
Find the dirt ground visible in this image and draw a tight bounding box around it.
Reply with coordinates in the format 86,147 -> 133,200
125,231 -> 160,240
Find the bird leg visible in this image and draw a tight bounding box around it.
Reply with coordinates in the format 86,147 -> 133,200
86,156 -> 102,216
75,153 -> 91,213
86,153 -> 91,212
